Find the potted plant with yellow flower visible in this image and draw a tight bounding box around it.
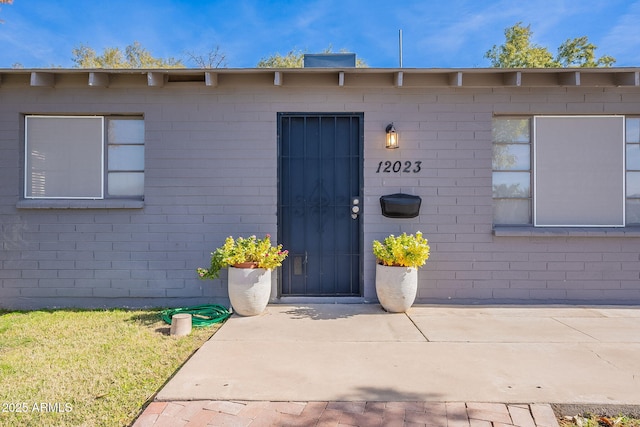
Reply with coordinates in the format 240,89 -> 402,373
372,231 -> 430,312
198,234 -> 288,316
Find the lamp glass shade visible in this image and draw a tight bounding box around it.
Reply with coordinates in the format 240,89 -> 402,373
386,127 -> 399,149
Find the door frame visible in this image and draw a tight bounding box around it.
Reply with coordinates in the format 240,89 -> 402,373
276,112 -> 365,298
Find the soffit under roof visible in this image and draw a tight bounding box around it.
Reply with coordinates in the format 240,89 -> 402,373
0,67 -> 638,88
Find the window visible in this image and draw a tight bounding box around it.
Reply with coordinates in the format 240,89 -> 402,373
492,118 -> 531,225
628,117 -> 640,224
534,116 -> 624,227
25,116 -> 144,199
106,118 -> 145,197
493,115 -> 633,227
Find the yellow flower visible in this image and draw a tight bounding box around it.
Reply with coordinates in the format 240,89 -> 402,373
372,232 -> 430,268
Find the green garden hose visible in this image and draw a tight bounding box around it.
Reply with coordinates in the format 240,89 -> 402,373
161,304 -> 231,327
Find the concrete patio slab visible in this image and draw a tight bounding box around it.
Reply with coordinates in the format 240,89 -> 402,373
555,317 -> 640,342
409,315 -> 596,343
213,304 -> 426,342
589,307 -> 640,318
407,305 -> 609,318
157,340 -> 640,403
582,343 -> 640,376
156,304 -> 640,405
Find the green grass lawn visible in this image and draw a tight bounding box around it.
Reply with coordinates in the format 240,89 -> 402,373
0,309 -> 222,427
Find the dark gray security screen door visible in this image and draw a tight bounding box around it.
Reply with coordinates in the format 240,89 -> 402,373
278,113 -> 362,296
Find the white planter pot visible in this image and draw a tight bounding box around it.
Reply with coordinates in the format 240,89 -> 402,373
228,266 -> 271,316
375,264 -> 418,313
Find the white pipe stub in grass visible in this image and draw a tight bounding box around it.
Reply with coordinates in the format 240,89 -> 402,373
170,313 -> 192,336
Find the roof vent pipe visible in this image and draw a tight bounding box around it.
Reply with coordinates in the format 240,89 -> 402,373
399,29 -> 403,68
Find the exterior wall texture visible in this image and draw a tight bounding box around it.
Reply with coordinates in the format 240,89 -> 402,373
1,75 -> 639,309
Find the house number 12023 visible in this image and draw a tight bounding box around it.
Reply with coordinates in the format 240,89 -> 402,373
376,160 -> 422,173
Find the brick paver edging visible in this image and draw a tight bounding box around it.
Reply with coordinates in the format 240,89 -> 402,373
133,401 -> 560,427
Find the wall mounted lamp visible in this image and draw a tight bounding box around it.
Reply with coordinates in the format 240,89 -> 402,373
385,123 -> 399,149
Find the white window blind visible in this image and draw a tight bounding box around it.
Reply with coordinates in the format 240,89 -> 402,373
534,116 -> 625,227
25,116 -> 104,199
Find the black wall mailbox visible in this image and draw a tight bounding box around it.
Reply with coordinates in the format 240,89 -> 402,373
380,193 -> 422,218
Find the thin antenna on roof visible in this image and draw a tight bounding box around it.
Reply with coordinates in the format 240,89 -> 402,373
399,29 -> 403,68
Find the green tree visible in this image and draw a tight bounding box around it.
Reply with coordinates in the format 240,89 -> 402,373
556,36 -> 615,67
257,46 -> 367,68
485,23 -> 615,68
257,49 -> 304,68
72,41 -> 184,68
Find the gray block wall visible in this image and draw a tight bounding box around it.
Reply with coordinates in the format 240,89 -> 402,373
1,78 -> 639,309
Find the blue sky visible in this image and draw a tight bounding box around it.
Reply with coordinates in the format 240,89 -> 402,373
1,0 -> 639,69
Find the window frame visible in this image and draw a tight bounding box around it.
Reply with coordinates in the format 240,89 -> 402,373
105,117 -> 145,199
626,116 -> 640,225
491,116 -> 533,226
25,115 -> 105,200
533,115 -> 625,228
24,114 -> 144,201
493,114 -> 638,229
